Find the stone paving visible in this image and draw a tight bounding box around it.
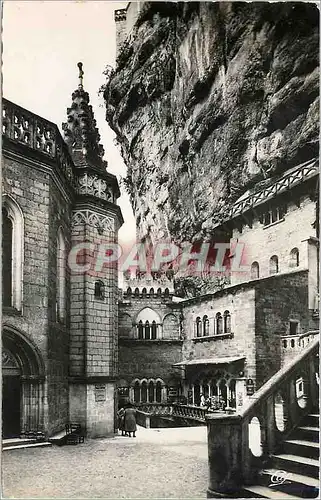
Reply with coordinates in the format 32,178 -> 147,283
2,426 -> 208,499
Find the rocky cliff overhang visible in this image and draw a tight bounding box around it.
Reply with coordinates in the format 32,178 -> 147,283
104,1 -> 319,243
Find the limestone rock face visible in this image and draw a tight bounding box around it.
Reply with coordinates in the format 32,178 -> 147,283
105,2 -> 319,243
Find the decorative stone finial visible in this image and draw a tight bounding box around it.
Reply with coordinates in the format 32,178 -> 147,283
78,62 -> 84,89
62,62 -> 107,172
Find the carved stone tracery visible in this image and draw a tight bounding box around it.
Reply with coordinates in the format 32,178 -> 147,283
72,209 -> 115,232
76,173 -> 114,202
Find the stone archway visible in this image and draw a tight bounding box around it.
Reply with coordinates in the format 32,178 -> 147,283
2,327 -> 45,438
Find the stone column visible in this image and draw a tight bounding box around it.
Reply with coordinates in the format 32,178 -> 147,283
207,414 -> 243,497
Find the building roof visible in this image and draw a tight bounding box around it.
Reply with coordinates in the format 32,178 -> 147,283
173,356 -> 245,367
213,157 -> 318,227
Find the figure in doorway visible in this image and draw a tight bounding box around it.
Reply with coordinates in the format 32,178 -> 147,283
200,393 -> 206,407
117,407 -> 125,436
124,403 -> 137,437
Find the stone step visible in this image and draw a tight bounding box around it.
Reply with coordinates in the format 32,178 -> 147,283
294,426 -> 319,443
301,414 -> 319,429
258,468 -> 319,499
3,441 -> 52,451
283,439 -> 320,459
243,484 -> 301,498
271,453 -> 319,479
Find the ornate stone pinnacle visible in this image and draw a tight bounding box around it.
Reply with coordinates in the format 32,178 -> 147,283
62,62 -> 107,172
78,62 -> 84,89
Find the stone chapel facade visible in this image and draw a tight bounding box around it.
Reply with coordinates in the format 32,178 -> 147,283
2,65 -> 123,439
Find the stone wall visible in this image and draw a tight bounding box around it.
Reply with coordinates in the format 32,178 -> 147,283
181,287 -> 257,382
2,152 -> 71,434
118,293 -> 182,386
231,193 -> 316,285
254,269 -> 310,387
47,177 -> 72,434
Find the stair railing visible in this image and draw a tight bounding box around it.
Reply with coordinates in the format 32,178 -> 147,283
206,337 -> 319,497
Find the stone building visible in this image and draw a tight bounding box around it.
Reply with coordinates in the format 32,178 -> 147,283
110,2 -> 319,413
118,273 -> 183,405
2,64 -> 123,439
118,159 -> 319,410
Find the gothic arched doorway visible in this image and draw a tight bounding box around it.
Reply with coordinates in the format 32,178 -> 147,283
2,327 -> 45,438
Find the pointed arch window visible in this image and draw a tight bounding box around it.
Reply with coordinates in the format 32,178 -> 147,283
2,208 -> 13,307
57,228 -> 66,321
2,197 -> 24,311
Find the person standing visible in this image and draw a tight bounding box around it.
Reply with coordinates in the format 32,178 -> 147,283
124,403 -> 137,437
117,407 -> 125,436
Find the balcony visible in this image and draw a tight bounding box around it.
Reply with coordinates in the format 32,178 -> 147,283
2,98 -> 76,186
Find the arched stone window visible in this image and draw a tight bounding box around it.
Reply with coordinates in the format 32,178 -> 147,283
142,288 -> 147,297
196,317 -> 202,337
251,261 -> 259,279
2,197 -> 24,311
136,308 -> 161,340
141,381 -> 148,403
2,208 -> 13,307
148,381 -> 155,403
134,288 -> 139,296
157,288 -> 162,296
219,379 -> 227,408
145,320 -> 150,340
151,321 -> 157,339
155,381 -> 162,403
138,320 -> 144,339
126,287 -> 132,296
134,381 -> 140,403
119,313 -> 133,338
269,255 -> 279,275
164,288 -> 169,297
216,313 -> 223,335
94,280 -> 105,300
56,228 -> 66,321
203,315 -> 209,336
229,379 -> 236,408
290,248 -> 299,268
150,288 -> 154,297
223,311 -> 231,334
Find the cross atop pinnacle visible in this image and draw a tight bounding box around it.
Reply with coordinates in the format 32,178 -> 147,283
62,62 -> 107,173
77,62 -> 84,89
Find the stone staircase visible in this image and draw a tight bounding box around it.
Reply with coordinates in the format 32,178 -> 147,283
2,437 -> 52,451
243,408 -> 319,499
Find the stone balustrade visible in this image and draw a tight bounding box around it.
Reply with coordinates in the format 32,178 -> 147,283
3,98 -> 76,186
281,330 -> 319,366
3,98 -> 118,205
136,403 -> 207,421
206,337 -> 319,497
